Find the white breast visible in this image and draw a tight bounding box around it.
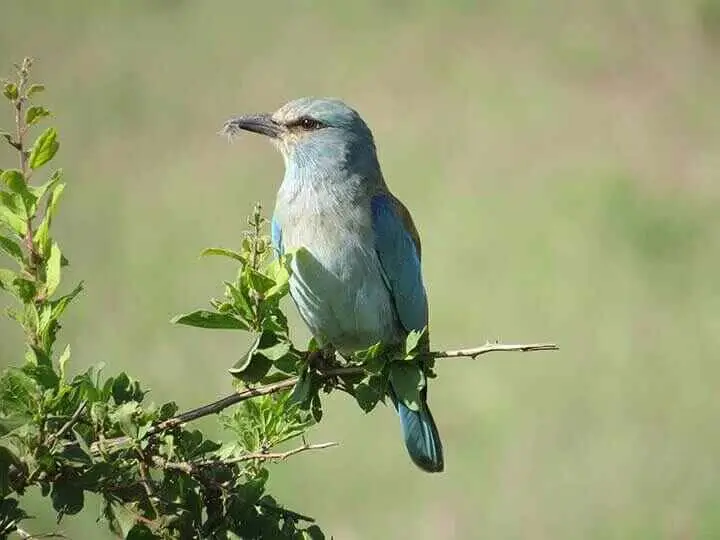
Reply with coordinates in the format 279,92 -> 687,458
275,187 -> 400,352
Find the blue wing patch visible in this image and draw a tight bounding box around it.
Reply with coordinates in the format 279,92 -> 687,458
271,216 -> 283,255
370,194 -> 428,332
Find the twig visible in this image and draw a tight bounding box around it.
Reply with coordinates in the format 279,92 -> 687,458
257,501 -> 315,523
154,441 -> 338,474
166,341 -> 559,423
87,340 -> 557,454
13,527 -> 67,539
12,58 -> 37,268
88,378 -> 298,454
436,342 -> 559,358
157,377 -> 298,430
212,441 -> 338,465
136,448 -> 161,519
47,400 -> 87,447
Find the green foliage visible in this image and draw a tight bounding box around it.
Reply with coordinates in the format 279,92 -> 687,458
173,203 -> 434,421
0,58 -> 330,540
0,56 -> 436,540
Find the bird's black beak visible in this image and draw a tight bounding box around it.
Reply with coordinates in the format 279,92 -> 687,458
222,113 -> 283,139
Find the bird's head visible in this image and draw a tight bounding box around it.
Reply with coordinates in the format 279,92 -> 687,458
223,97 -> 379,179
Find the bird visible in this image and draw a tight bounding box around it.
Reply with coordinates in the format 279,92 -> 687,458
224,97 -> 443,473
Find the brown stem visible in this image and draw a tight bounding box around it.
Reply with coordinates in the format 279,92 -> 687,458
153,441 -> 338,474
87,340 -> 558,455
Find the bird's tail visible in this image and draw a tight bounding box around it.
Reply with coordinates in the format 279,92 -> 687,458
392,386 -> 444,473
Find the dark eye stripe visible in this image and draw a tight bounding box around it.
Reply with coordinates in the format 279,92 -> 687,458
288,116 -> 324,130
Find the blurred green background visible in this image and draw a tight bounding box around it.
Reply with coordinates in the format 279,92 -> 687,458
2,1 -> 720,538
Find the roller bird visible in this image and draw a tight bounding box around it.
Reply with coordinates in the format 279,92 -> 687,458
225,98 -> 443,472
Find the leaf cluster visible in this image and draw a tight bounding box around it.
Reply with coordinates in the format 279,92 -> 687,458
1,56 -> 440,540
173,206 -> 435,424
0,59 -> 324,540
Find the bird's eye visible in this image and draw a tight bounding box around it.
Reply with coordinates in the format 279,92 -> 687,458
298,117 -> 322,130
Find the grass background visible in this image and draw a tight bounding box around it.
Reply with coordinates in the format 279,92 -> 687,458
1,1 -> 720,538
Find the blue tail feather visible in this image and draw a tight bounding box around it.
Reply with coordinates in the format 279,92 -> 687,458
395,394 -> 444,473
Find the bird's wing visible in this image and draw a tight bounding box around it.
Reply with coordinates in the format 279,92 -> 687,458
370,193 -> 428,332
271,216 -> 283,255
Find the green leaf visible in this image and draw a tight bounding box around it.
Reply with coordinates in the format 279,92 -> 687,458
1,169 -> 25,192
259,371 -> 295,385
45,242 -> 62,296
307,336 -> 320,352
405,327 -> 428,358
0,497 -> 28,535
2,83 -> 18,100
22,361 -> 59,391
0,191 -> 20,213
389,363 -> 424,412
90,402 -> 107,426
58,344 -> 71,381
0,236 -> 22,264
69,363 -> 105,404
302,525 -> 326,540
274,347 -> 302,374
25,105 -> 51,126
111,372 -> 144,404
108,401 -> 140,437
237,353 -> 273,384
23,302 -> 40,334
354,341 -> 386,373
29,127 -> 59,170
188,437 -> 221,459
51,480 -> 85,516
0,446 -> 21,498
0,190 -> 28,237
1,169 -> 35,218
29,168 -> 62,200
0,414 -> 29,436
35,180 -> 65,256
264,256 -> 291,299
0,210 -> 27,237
27,83 -> 45,96
158,401 -> 178,420
25,344 -> 50,367
71,428 -> 94,464
257,339 -> 291,362
290,367 -> 313,407
354,383 -> 380,412
236,467 -> 268,503
311,392 -> 323,422
0,368 -> 39,418
367,372 -> 388,397
126,523 -> 155,540
171,309 -> 249,330
49,281 -> 83,323
0,269 -> 16,295
244,268 -> 275,294
11,277 -> 36,303
224,280 -> 253,321
200,247 -> 246,263
0,205 -> 27,236
229,331 -> 276,383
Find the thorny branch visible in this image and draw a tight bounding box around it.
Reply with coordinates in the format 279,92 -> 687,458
87,341 -> 558,454
166,341 -> 558,431
13,528 -> 67,539
153,442 -> 338,474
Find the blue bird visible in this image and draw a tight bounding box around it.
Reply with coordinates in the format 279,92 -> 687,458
225,97 -> 443,472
